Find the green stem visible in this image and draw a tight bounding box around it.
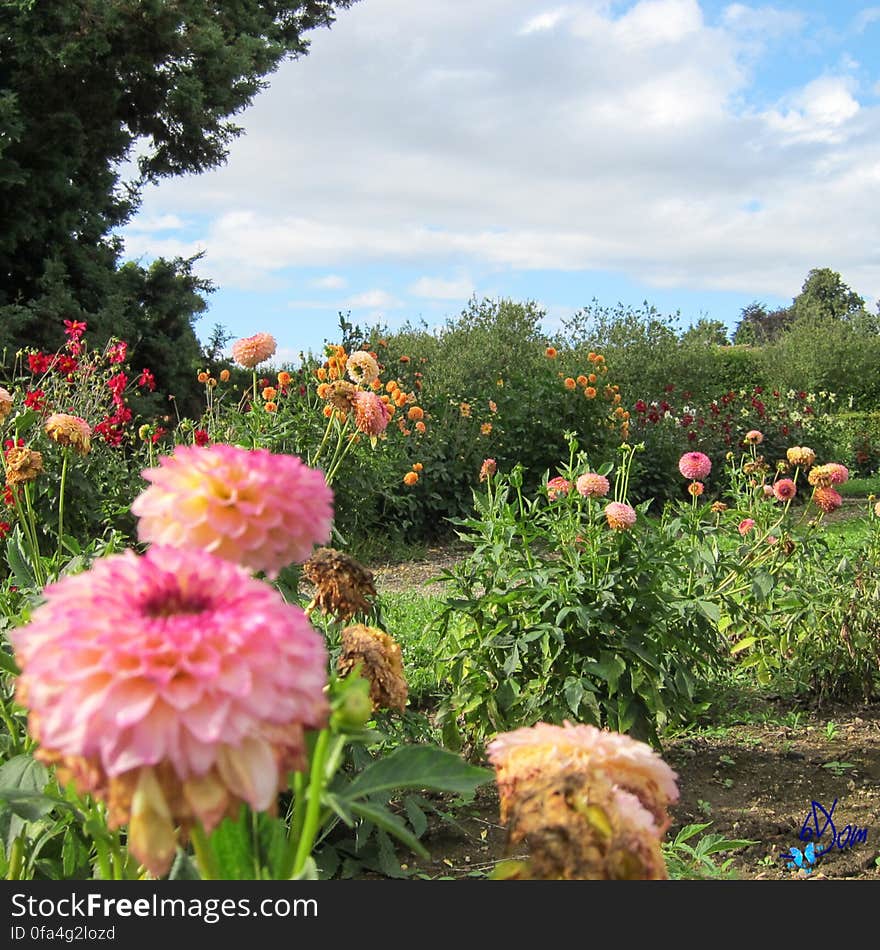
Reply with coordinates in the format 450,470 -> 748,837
289,771 -> 306,853
57,448 -> 69,556
0,698 -> 22,756
310,414 -> 336,469
6,835 -> 25,880
288,728 -> 331,879
94,837 -> 113,881
190,822 -> 221,880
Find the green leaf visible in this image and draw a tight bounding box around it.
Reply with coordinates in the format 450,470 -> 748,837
5,532 -> 36,590
404,797 -> 428,839
0,649 -> 20,676
564,678 -> 584,715
209,810 -> 257,880
696,600 -> 720,624
0,754 -> 49,797
168,850 -> 201,880
730,636 -> 757,655
343,745 -> 492,801
348,800 -> 429,861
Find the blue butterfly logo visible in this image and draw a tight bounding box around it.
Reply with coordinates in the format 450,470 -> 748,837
782,841 -> 826,873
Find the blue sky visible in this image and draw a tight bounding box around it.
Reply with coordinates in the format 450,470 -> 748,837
120,1 -> 880,364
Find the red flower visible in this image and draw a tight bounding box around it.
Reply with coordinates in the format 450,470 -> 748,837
23,389 -> 45,411
0,521 -> 10,540
194,429 -> 210,447
151,427 -> 167,444
27,352 -> 53,374
107,372 -> 128,398
634,400 -> 647,413
797,391 -> 807,400
63,319 -> 87,340
664,384 -> 675,393
55,355 -> 78,376
137,368 -> 156,392
5,438 -> 24,452
3,485 -> 16,506
107,341 -> 128,364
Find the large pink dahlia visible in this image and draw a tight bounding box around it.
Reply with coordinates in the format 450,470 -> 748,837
576,472 -> 610,498
231,332 -> 277,369
772,478 -> 797,502
351,390 -> 391,440
10,546 -> 329,877
604,501 -> 636,531
546,476 -> 572,500
131,444 -> 333,578
678,452 -> 711,480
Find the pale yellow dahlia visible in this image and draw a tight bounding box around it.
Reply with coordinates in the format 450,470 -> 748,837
346,350 -> 380,386
786,446 -> 816,468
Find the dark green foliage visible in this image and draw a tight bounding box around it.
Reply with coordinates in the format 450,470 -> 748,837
0,0 -> 356,400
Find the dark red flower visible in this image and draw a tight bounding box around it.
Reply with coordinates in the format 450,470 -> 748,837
0,521 -> 10,540
634,400 -> 647,413
664,384 -> 675,393
23,389 -> 45,411
194,429 -> 210,447
5,438 -> 24,452
56,355 -> 78,376
150,427 -> 167,444
27,352 -> 53,374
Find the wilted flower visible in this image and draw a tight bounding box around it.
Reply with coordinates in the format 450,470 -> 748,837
772,478 -> 797,502
345,351 -> 380,386
0,387 -> 13,421
326,379 -> 357,413
10,546 -> 328,877
737,518 -> 755,536
487,722 -> 678,880
4,446 -> 44,488
303,547 -> 376,622
743,430 -> 763,445
604,501 -> 636,531
352,390 -> 391,441
710,501 -> 728,513
547,477 -> 571,500
44,413 -> 92,456
678,452 -> 711,480
231,333 -> 277,369
337,624 -> 408,713
131,444 -> 333,578
786,446 -> 816,468
576,472 -> 610,499
480,458 -> 497,482
813,486 -> 842,513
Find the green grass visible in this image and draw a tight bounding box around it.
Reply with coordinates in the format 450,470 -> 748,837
376,590 -> 446,699
839,475 -> 880,497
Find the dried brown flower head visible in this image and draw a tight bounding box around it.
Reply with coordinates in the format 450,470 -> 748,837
326,380 -> 357,413
5,446 -> 44,488
337,624 -> 408,712
303,547 -> 376,622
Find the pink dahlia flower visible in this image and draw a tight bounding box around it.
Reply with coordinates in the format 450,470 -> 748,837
678,452 -> 711,480
772,478 -> 797,502
351,390 -> 391,440
547,476 -> 571,500
0,386 -> 13,421
605,501 -> 636,530
10,546 -> 329,877
824,463 -> 849,486
576,472 -> 610,498
743,430 -> 763,445
131,444 -> 333,578
813,486 -> 842,513
480,458 -> 497,482
737,518 -> 755,536
231,332 -> 277,369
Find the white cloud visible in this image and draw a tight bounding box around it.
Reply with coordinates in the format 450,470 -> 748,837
762,75 -> 861,143
125,0 -> 880,307
311,274 -> 348,289
519,8 -> 569,35
409,275 -> 474,299
126,214 -> 187,233
344,289 -> 401,309
854,7 -> 880,32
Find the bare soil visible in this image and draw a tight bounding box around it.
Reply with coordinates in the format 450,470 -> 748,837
365,537 -> 880,881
